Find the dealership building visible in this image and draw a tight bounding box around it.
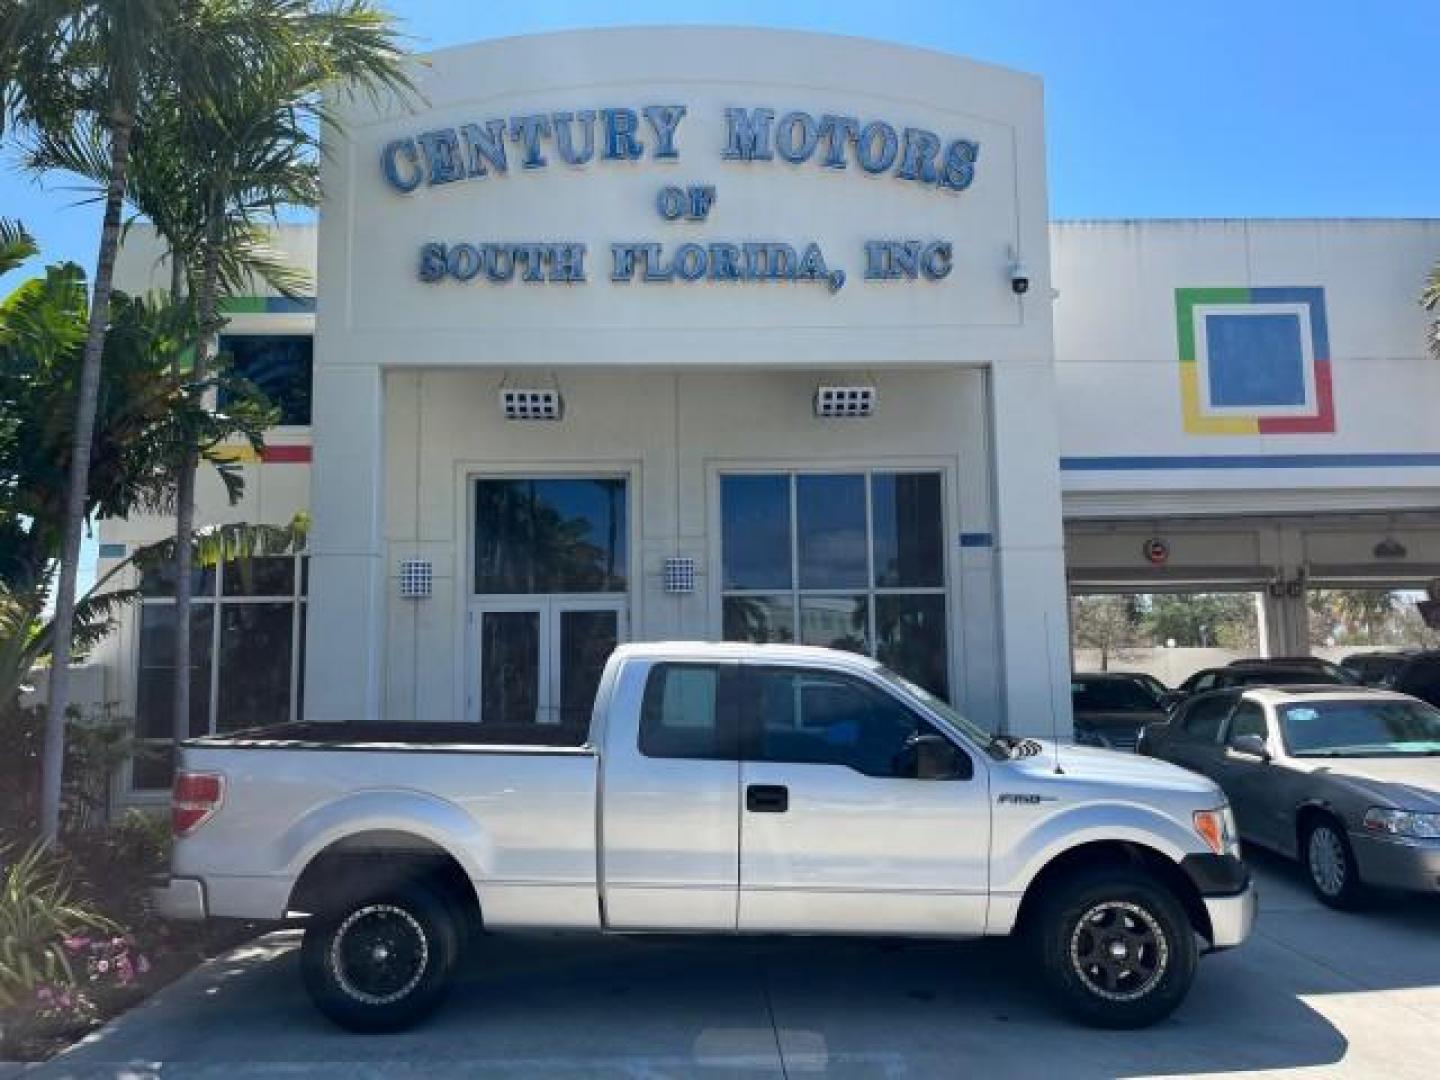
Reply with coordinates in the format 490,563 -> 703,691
94,28 -> 1440,795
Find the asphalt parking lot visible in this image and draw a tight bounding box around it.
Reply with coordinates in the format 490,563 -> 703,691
21,850 -> 1440,1079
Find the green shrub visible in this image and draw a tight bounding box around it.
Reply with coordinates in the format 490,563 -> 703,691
0,845 -> 116,1010
64,811 -> 172,926
0,704 -> 139,843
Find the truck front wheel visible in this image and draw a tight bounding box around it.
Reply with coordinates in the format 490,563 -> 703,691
1034,868 -> 1198,1029
301,879 -> 460,1032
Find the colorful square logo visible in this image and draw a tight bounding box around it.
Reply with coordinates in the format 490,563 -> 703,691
1176,287 -> 1333,435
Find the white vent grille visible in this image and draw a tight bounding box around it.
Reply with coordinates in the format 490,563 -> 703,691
398,558 -> 433,599
814,385 -> 876,418
663,556 -> 697,594
500,388 -> 563,421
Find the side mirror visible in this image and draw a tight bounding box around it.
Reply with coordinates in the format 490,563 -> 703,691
906,733 -> 972,780
1229,733 -> 1271,762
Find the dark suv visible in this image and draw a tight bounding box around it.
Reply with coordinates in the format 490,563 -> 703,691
1383,652 -> 1440,708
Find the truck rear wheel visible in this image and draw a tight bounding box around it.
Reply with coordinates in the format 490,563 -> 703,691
1034,867 -> 1197,1029
301,879 -> 460,1032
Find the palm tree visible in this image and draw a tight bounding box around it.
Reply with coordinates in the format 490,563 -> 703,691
156,14 -> 410,749
3,0 -> 169,843
2,0 -> 408,843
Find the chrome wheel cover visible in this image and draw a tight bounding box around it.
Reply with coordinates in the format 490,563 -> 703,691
329,903 -> 430,1006
1068,900 -> 1170,1003
1308,826 -> 1348,897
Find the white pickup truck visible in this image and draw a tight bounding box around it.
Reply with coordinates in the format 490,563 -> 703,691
154,643 -> 1255,1031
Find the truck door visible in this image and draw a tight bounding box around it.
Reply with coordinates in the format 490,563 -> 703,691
737,664 -> 990,935
599,659 -> 741,931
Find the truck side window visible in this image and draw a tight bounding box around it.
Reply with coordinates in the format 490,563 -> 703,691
748,667 -> 968,779
638,664 -> 737,760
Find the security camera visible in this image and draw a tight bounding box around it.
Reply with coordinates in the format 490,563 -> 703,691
1009,259 -> 1030,295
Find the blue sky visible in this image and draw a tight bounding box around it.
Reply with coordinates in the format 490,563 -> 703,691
3,0 -> 1436,275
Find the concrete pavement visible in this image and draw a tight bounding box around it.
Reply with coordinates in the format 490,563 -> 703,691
27,851 -> 1440,1078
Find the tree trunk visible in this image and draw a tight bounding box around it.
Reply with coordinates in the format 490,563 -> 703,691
171,227 -> 221,751
39,115 -> 134,846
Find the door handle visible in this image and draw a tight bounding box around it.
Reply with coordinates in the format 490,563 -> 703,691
746,784 -> 789,813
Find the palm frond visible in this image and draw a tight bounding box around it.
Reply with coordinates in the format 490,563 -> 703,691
0,218 -> 38,277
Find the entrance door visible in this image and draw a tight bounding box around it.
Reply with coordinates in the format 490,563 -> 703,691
469,475 -> 630,733
470,599 -> 625,732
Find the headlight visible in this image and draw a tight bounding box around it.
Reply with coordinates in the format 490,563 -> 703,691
1363,807 -> 1440,839
1194,806 -> 1241,857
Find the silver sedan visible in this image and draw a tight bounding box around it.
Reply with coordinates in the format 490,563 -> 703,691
1139,686 -> 1440,909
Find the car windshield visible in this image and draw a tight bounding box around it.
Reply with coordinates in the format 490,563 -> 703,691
1280,699 -> 1440,757
1072,680 -> 1160,711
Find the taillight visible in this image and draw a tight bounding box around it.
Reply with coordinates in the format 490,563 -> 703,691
172,772 -> 224,837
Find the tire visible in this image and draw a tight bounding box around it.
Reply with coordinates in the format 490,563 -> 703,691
1034,867 -> 1198,1029
301,879 -> 460,1032
1302,816 -> 1369,910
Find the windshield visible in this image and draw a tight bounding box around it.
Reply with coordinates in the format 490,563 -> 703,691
1072,679 -> 1161,712
876,667 -> 1002,753
1280,699 -> 1440,757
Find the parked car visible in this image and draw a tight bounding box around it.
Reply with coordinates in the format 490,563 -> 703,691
1382,652 -> 1440,709
153,643 -> 1254,1031
1176,663 -> 1350,698
1139,686 -> 1440,908
1340,650 -> 1418,687
1071,672 -> 1169,751
1227,657 -> 1360,684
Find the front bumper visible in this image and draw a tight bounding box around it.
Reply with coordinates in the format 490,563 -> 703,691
1350,832 -> 1440,894
1202,880 -> 1257,950
150,876 -> 208,921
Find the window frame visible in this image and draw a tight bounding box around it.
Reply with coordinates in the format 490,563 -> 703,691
712,465 -> 956,700
737,663 -> 972,780
128,553 -> 308,793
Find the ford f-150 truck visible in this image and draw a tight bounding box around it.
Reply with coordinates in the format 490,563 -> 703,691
153,643 -> 1255,1031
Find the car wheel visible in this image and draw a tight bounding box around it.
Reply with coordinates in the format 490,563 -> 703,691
301,879 -> 460,1032
1035,868 -> 1198,1029
1303,817 -> 1368,910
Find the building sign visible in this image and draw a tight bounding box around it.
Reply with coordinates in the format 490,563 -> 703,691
384,104 -> 980,295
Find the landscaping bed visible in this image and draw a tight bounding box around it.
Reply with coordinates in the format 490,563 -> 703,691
0,813 -> 260,1062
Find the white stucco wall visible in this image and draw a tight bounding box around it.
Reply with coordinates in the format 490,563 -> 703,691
1053,219 -> 1440,512
308,27 -> 1068,735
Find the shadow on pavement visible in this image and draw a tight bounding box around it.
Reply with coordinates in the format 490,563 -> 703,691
35,855 -> 1440,1078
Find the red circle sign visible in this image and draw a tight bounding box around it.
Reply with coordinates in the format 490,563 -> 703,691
1143,538 -> 1170,566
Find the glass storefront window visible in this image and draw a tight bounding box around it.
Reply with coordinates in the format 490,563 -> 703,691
800,595 -> 870,654
217,603 -> 294,731
132,553 -> 306,790
723,595 -> 795,644
796,474 -> 866,589
474,478 -> 628,594
720,475 -> 791,590
218,334 -> 313,426
721,471 -> 950,698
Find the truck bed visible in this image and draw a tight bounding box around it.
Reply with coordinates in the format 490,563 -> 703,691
186,720 -> 591,750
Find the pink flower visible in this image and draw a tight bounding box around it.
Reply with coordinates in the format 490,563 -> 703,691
36,985 -> 53,1002
57,993 -> 72,1010
63,935 -> 89,952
